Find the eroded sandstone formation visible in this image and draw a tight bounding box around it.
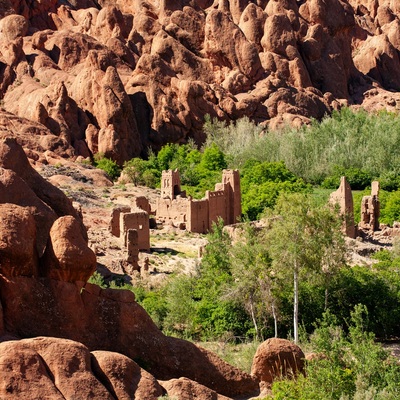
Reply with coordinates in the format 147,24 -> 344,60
0,137 -> 259,398
1,0 -> 400,163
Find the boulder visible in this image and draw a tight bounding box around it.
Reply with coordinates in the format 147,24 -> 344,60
251,338 -> 305,384
69,55 -> 142,164
91,350 -> 164,399
160,377 -> 233,400
41,216 -> 96,282
0,138 -> 81,222
0,14 -> 28,41
0,203 -> 38,277
0,276 -> 259,398
0,167 -> 57,256
0,338 -> 129,399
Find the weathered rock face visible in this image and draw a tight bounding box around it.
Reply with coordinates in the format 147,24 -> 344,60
0,277 -> 258,398
41,215 -> 96,282
251,338 -> 305,384
160,377 -> 233,400
0,203 -> 38,277
1,0 -> 400,161
0,337 -> 163,400
91,350 -> 165,400
0,137 -> 97,284
0,136 -> 258,399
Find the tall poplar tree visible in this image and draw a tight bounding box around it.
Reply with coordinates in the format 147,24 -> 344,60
265,192 -> 348,343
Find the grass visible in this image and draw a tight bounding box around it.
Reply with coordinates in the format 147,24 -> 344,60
196,340 -> 260,373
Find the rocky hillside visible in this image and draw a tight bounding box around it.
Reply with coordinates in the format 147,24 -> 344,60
0,137 -> 265,398
1,0 -> 400,165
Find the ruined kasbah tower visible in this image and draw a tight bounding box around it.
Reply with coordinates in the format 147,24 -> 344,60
157,169 -> 241,233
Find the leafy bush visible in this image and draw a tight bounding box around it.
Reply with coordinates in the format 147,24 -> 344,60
268,306 -> 400,400
241,160 -> 310,219
380,190 -> 400,225
321,166 -> 372,190
94,154 -> 121,180
120,142 -> 224,195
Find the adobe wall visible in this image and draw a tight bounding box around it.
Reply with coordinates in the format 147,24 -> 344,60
187,199 -> 209,233
207,189 -> 228,229
155,169 -> 242,233
132,196 -> 151,214
329,176 -> 356,238
126,229 -> 139,271
156,197 -> 189,225
119,209 -> 150,250
161,169 -> 182,199
109,206 -> 131,237
360,181 -> 380,231
222,169 -> 241,224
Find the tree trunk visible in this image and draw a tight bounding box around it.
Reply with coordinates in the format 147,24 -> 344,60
325,287 -> 329,310
294,267 -> 299,344
272,303 -> 278,338
249,293 -> 259,341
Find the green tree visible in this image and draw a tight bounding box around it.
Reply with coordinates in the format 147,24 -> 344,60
265,193 -> 347,343
228,223 -> 278,340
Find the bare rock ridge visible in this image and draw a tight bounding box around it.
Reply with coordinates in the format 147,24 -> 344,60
1,0 -> 400,163
0,137 -> 259,398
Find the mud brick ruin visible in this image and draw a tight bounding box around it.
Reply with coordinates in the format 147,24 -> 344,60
329,176 -> 356,238
360,181 -> 380,231
330,177 -> 381,237
156,169 -> 242,233
109,198 -> 151,269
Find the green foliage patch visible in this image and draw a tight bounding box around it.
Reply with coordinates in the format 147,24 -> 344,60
94,154 -> 121,180
267,306 -> 400,400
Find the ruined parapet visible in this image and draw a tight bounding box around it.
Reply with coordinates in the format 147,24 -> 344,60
187,198 -> 209,233
360,181 -> 380,231
156,168 -> 242,234
207,189 -> 228,228
329,176 -> 356,238
132,196 -> 151,214
161,169 -> 183,200
119,209 -> 150,250
126,229 -> 140,270
371,181 -> 380,197
109,206 -> 131,237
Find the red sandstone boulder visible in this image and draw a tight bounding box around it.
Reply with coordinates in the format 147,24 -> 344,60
41,216 -> 96,282
0,338 -> 140,399
0,167 -> 57,255
0,203 -> 38,277
251,338 -> 305,384
91,350 -> 164,399
0,138 -> 80,220
0,110 -> 74,160
69,54 -> 142,164
354,34 -> 400,91
160,377 -> 233,400
0,14 -> 28,41
0,276 -> 259,398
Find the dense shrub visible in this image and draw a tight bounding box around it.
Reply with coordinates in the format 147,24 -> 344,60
120,142 -> 225,197
94,154 -> 121,180
204,109 -> 400,189
268,306 -> 400,400
241,160 -> 310,219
